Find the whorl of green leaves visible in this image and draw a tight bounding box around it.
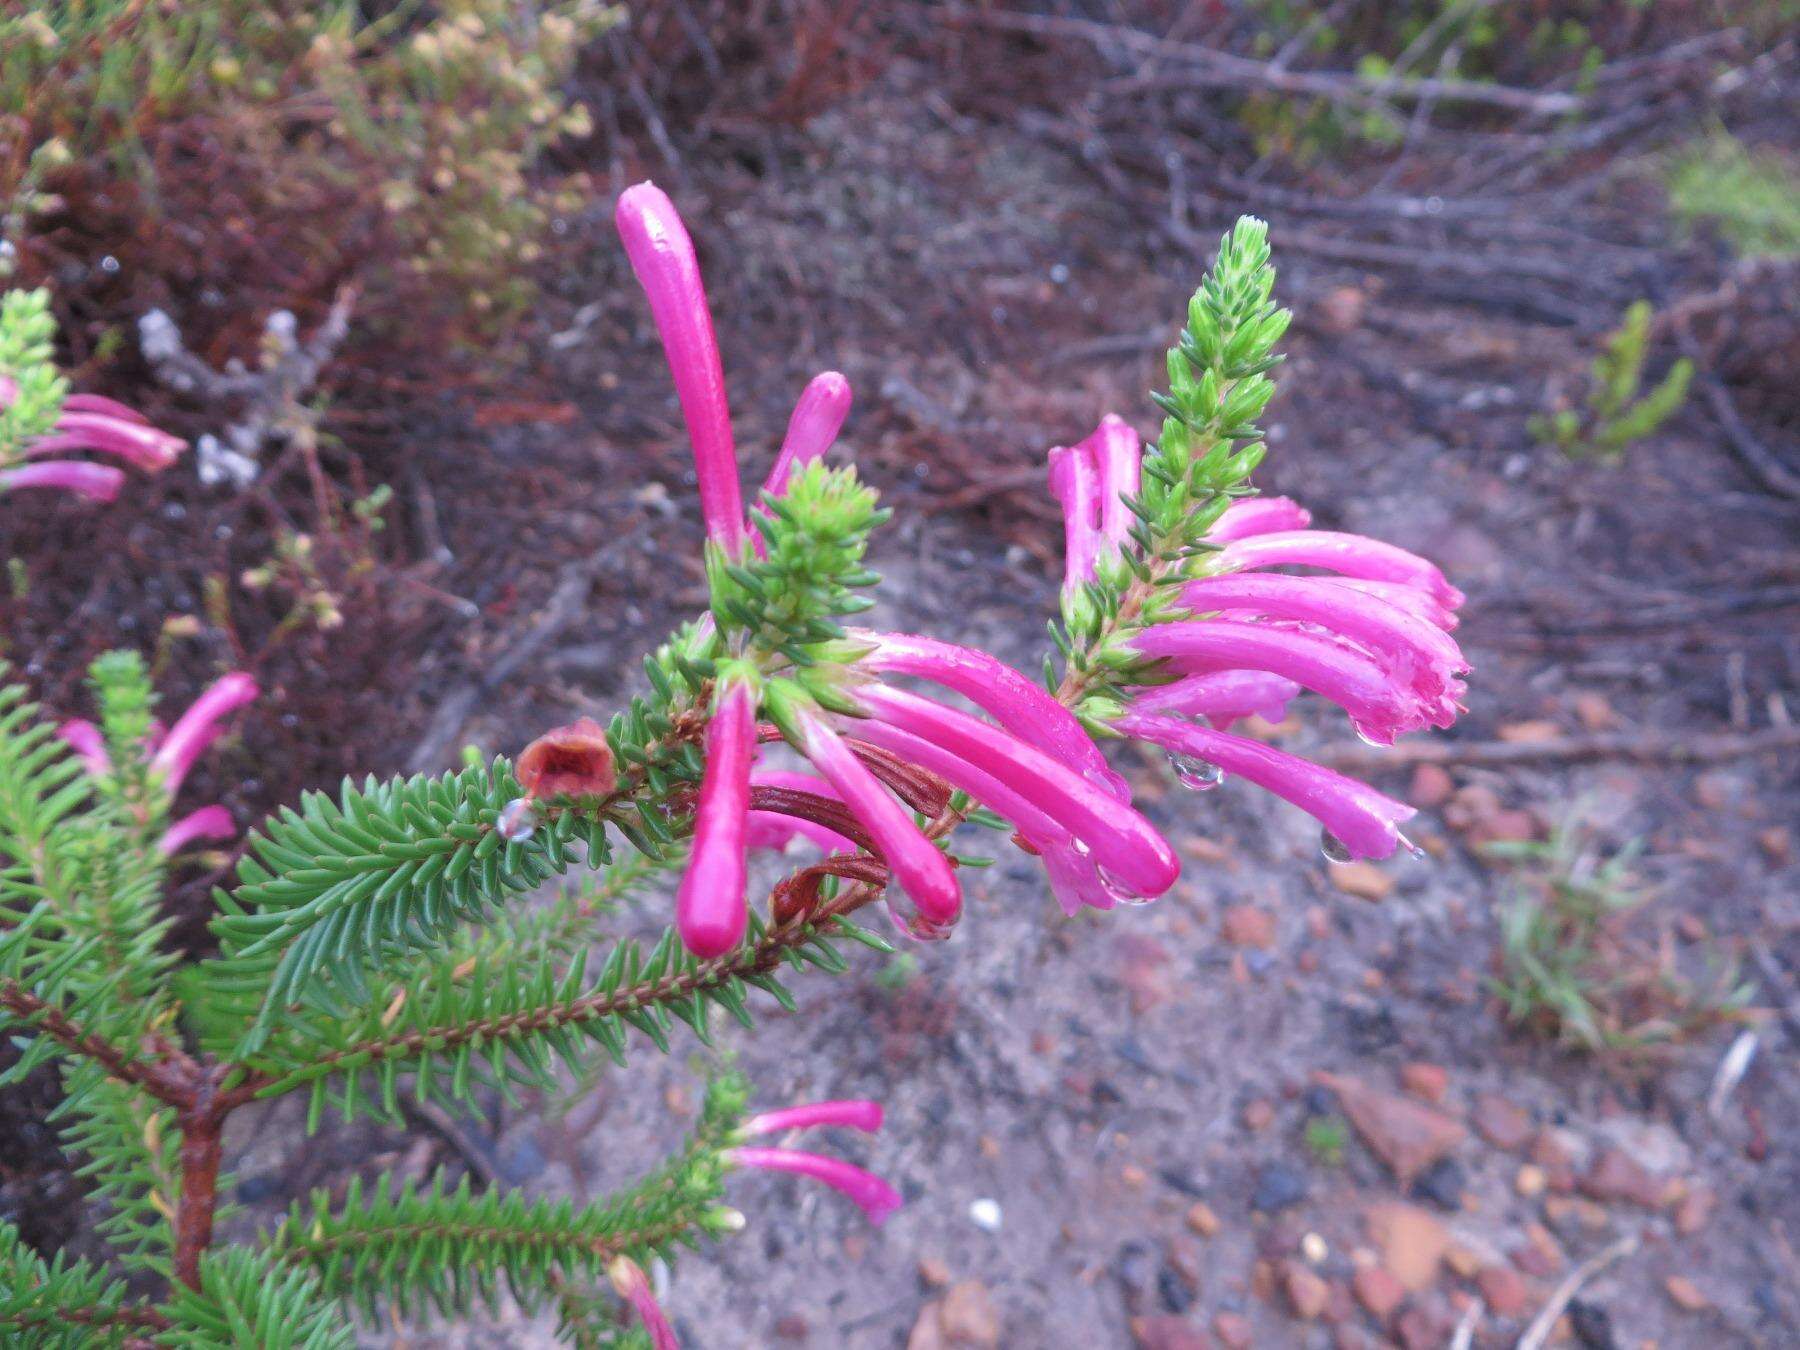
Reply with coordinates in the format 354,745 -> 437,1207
85,650 -> 163,826
711,461 -> 887,663
604,622 -> 716,860
0,667 -> 92,913
0,1220 -> 149,1349
243,909 -> 883,1130
272,1073 -> 748,1320
199,759 -> 598,1057
55,1068 -> 183,1274
0,288 -> 68,466
1052,216 -> 1290,718
156,1248 -> 350,1350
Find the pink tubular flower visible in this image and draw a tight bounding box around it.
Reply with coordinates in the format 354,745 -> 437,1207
608,1256 -> 679,1350
616,182 -> 747,555
1330,577 -> 1460,631
791,703 -> 961,938
0,460 -> 124,502
1208,495 -> 1313,542
845,716 -> 1117,915
25,411 -> 185,472
1219,530 -> 1465,610
61,392 -> 151,425
675,680 -> 757,958
1047,442 -> 1101,595
1133,669 -> 1302,729
1118,712 -> 1418,860
58,720 -> 112,776
147,672 -> 260,797
852,684 -> 1180,898
763,371 -> 852,500
849,629 -> 1128,800
1132,620 -> 1453,745
1183,573 -> 1468,702
1086,415 -> 1141,557
727,1146 -> 903,1226
158,805 -> 236,856
744,1098 -> 883,1136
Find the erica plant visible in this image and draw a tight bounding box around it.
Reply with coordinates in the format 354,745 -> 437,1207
0,186 -> 1467,1344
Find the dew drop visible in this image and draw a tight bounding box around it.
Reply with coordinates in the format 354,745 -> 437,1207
496,796 -> 538,842
886,892 -> 954,942
1166,750 -> 1225,791
1099,866 -> 1155,907
1397,831 -> 1427,861
1353,726 -> 1387,748
1319,830 -> 1354,864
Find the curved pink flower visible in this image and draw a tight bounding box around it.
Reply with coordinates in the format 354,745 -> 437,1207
852,684 -> 1179,898
1085,414 -> 1141,557
850,629 -> 1128,799
763,371 -> 852,500
727,1146 -> 903,1226
1118,712 -> 1417,860
1132,620 -> 1452,745
0,460 -> 124,502
61,392 -> 151,425
1208,496 -> 1312,542
1183,573 -> 1467,702
1220,530 -> 1465,610
147,672 -> 260,796
25,411 -> 184,472
675,680 -> 756,958
744,1098 -> 883,1136
847,717 -> 1117,915
158,805 -> 236,855
1133,669 -> 1302,729
792,703 -> 961,938
608,1257 -> 679,1350
58,719 -> 112,776
1047,442 -> 1101,595
616,182 -> 746,555
1329,577 -> 1460,631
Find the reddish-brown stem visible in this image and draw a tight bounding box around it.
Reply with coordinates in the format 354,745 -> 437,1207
172,1093 -> 225,1290
0,979 -> 193,1106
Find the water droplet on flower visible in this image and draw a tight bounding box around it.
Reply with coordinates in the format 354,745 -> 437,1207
496,797 -> 538,842
1353,726 -> 1387,748
1397,831 -> 1427,861
886,892 -> 954,942
1165,750 -> 1225,791
1099,866 -> 1155,907
1319,830 -> 1354,864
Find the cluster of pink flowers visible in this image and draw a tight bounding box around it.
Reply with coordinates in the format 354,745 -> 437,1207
0,376 -> 186,502
60,672 -> 259,854
1050,420 -> 1468,861
617,183 -> 1180,958
615,179 -> 1466,957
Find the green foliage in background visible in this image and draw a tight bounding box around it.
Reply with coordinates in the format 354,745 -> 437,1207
0,1 -> 618,337
1667,132 -> 1800,260
0,288 -> 67,465
1531,301 -> 1692,461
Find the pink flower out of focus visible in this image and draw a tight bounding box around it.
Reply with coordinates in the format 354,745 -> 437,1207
2,377 -> 186,501
608,1256 -> 680,1350
149,673 -> 260,796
